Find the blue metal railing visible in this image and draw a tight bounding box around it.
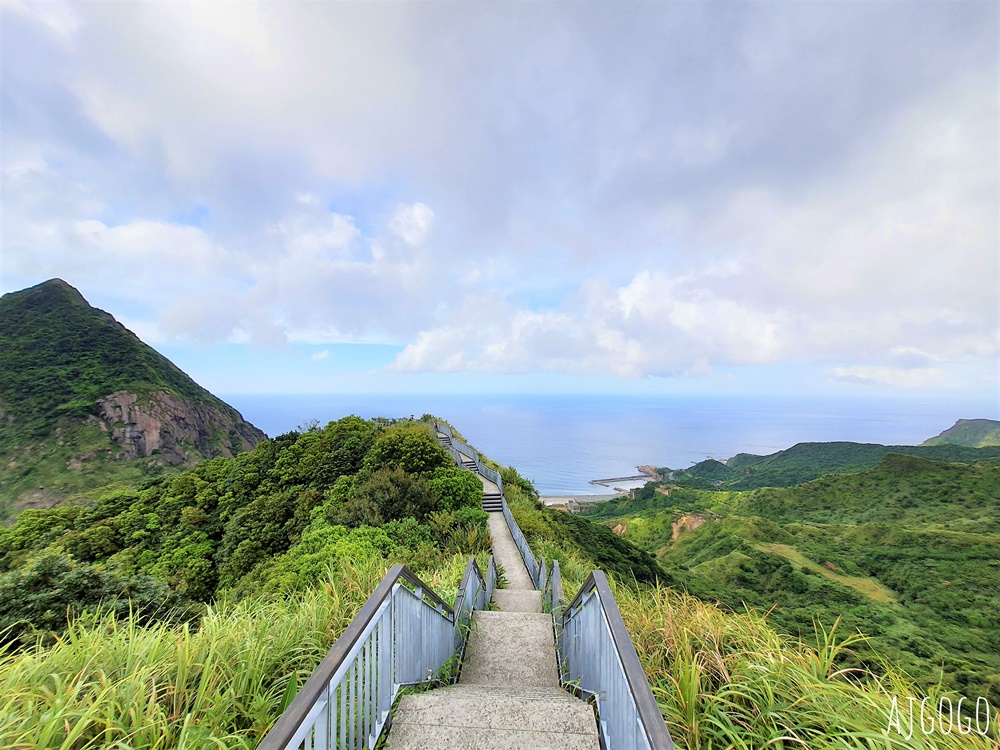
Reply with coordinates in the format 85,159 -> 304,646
425,418 -> 674,750
557,569 -> 676,750
453,555 -> 495,657
258,559 -> 495,750
501,496 -> 539,584
427,421 -> 504,497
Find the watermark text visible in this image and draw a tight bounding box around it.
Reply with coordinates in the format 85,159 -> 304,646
887,696 -> 995,740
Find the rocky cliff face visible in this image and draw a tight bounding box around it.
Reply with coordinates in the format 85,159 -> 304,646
98,390 -> 266,466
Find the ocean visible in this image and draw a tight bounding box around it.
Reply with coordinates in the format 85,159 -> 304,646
221,393 -> 998,496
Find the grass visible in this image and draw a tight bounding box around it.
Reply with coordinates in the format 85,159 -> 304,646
614,582 -> 999,749
758,543 -> 898,605
505,487 -> 1000,748
0,553 -> 475,749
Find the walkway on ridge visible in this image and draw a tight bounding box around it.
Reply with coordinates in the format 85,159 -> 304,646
384,435 -> 599,749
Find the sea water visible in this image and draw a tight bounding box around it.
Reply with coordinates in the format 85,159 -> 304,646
221,393 -> 997,496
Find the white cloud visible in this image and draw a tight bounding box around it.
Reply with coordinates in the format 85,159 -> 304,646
1,2 -> 996,395
389,202 -> 435,246
267,210 -> 360,258
2,0 -> 79,41
832,366 -> 951,389
311,349 -> 330,361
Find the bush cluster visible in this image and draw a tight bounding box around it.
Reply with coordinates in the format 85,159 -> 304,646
0,418 -> 488,643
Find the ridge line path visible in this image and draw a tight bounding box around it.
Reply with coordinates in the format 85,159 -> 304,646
385,504 -> 599,749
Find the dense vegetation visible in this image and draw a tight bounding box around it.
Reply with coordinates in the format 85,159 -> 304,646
1,415 -> 997,748
659,440 -> 1000,491
0,279 -> 265,520
585,453 -> 1000,705
923,418 -> 1000,448
0,417 -> 489,648
511,486 -> 998,749
0,280 -> 230,428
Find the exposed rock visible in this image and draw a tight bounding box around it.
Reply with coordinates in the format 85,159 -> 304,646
671,514 -> 707,542
637,465 -> 662,481
98,390 -> 266,466
612,523 -> 628,537
20,490 -> 59,510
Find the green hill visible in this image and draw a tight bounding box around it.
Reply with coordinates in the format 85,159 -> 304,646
923,418 -> 1000,448
0,279 -> 265,521
584,454 -> 1000,704
1,420 -> 996,748
668,440 -> 1000,490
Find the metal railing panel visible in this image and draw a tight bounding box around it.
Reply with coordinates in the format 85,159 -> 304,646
561,571 -> 676,750
258,561 -> 492,750
453,557 -> 488,654
501,497 -> 538,584
394,582 -> 453,685
486,555 -> 497,604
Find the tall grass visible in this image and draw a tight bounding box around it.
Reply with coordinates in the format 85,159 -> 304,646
614,581 -> 999,750
0,555 -> 452,749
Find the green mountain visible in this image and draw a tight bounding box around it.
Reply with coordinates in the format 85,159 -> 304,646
584,453 -> 1000,704
0,418 -> 995,748
663,439 -> 1000,490
0,279 -> 266,521
923,418 -> 1000,448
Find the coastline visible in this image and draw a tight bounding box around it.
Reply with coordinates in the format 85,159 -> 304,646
540,492 -> 625,508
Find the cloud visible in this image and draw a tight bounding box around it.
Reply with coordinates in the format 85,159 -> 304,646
311,349 -> 330,361
1,1 -> 996,395
2,0 -> 79,41
832,366 -> 950,389
267,209 -> 360,258
389,202 -> 434,246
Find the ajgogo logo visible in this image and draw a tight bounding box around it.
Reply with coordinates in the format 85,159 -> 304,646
887,696 -> 994,739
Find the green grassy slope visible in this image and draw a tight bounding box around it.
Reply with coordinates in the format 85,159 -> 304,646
667,441 -> 1000,490
923,418 -> 1000,448
0,280 -> 225,429
583,454 -> 1000,704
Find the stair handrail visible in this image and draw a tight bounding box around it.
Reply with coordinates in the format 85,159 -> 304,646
425,421 -> 505,497
543,558 -> 564,613
560,570 -> 676,750
428,419 -> 674,749
258,560 -> 492,750
475,460 -> 504,497
500,496 -> 539,584
452,554 -> 497,657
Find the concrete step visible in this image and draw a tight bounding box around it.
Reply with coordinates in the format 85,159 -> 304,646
482,494 -> 502,506
493,589 -> 542,613
460,611 -> 558,687
487,512 -> 533,590
386,685 -> 599,750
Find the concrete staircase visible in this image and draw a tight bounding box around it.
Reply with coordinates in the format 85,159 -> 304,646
436,429 -> 504,512
385,513 -> 600,750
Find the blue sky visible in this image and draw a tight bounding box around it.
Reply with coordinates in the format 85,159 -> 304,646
2,1 -> 998,408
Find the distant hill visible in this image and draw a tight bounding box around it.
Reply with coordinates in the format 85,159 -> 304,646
0,279 -> 266,520
664,440 -> 1000,490
583,452 -> 1000,704
922,418 -> 1000,448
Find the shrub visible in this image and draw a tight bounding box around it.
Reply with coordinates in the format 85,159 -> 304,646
363,426 -> 448,476
430,466 -> 483,512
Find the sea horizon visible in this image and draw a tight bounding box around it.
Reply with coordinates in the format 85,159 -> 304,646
220,392 -> 998,497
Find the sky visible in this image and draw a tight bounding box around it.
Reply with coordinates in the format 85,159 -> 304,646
2,0 -> 998,407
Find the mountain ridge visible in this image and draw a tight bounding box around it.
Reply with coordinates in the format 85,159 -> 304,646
922,418 -> 1000,448
0,279 -> 266,520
